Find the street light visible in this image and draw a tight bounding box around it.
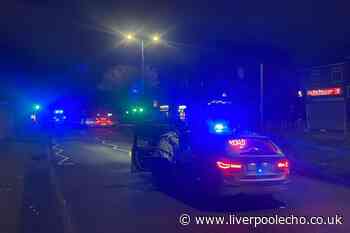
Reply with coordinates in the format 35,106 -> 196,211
152,35 -> 160,42
126,33 -> 134,40
123,32 -> 161,92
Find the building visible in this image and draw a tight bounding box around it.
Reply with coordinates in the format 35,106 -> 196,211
299,61 -> 350,132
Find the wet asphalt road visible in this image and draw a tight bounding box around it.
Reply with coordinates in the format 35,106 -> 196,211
50,127 -> 350,233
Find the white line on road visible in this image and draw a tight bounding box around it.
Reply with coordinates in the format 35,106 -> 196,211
100,140 -> 131,155
48,145 -> 76,233
52,143 -> 75,166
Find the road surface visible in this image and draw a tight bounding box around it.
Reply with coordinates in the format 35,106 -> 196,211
50,127 -> 349,233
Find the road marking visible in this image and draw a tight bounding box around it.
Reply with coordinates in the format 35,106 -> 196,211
49,158 -> 76,233
100,140 -> 131,156
52,143 -> 75,166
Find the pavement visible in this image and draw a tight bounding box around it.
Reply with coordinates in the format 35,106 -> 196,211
46,127 -> 350,233
0,135 -> 63,233
0,141 -> 28,233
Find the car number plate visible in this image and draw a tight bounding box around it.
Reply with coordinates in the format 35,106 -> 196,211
247,163 -> 256,171
247,162 -> 271,174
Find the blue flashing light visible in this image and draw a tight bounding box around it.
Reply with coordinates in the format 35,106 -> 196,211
209,120 -> 231,134
214,123 -> 225,133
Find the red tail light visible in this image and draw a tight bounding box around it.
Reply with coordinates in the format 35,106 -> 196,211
96,117 -> 113,125
216,161 -> 242,170
277,159 -> 289,169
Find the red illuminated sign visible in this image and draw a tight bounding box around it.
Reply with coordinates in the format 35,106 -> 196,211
307,87 -> 342,97
228,139 -> 246,148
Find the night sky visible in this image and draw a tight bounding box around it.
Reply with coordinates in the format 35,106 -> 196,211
1,0 -> 350,89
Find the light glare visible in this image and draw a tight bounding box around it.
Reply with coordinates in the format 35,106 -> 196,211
152,35 -> 159,41
126,34 -> 134,40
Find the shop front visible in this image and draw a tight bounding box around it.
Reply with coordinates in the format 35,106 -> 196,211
306,87 -> 346,132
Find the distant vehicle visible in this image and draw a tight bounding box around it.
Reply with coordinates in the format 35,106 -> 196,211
86,112 -> 116,127
84,117 -> 96,126
95,116 -> 114,127
131,100 -> 290,196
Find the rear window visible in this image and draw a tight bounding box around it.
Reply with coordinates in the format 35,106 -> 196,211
228,138 -> 281,155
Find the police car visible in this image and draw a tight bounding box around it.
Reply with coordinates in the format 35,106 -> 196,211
131,101 -> 290,196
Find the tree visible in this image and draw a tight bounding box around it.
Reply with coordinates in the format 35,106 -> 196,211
98,65 -> 159,92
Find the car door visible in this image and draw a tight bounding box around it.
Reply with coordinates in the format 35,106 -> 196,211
131,123 -> 171,172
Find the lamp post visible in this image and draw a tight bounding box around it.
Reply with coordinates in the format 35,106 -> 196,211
260,63 -> 264,131
141,39 -> 145,89
125,33 -> 161,92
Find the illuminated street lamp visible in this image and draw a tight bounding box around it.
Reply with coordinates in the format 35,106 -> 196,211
123,32 -> 162,92
152,35 -> 160,42
126,33 -> 134,40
